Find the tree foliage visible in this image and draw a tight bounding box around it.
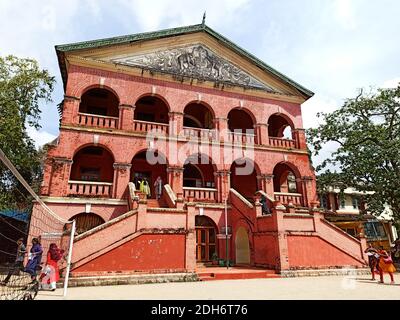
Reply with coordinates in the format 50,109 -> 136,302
307,84 -> 400,221
0,55 -> 55,211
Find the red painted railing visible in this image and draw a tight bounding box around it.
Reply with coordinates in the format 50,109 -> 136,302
269,137 -> 296,148
183,187 -> 217,202
182,127 -> 216,140
78,113 -> 118,129
227,131 -> 256,144
68,181 -> 113,198
274,192 -> 303,206
133,120 -> 169,134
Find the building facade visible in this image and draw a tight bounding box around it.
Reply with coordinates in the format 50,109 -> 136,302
30,24 -> 369,276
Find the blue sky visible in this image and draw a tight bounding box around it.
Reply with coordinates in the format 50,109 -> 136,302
0,0 -> 399,167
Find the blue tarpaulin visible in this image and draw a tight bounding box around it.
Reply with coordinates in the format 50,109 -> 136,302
0,210 -> 29,223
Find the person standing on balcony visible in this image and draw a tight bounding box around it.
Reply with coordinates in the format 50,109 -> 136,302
154,176 -> 163,200
378,249 -> 396,284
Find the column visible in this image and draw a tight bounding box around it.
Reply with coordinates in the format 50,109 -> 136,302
214,170 -> 230,203
213,117 -> 229,142
257,174 -> 274,197
167,166 -> 184,196
185,202 -> 197,272
50,157 -> 73,197
62,95 -> 80,125
119,104 -> 135,131
272,203 -> 290,271
169,112 -> 184,136
292,128 -> 307,150
254,123 -> 269,146
112,163 -> 132,199
300,176 -> 314,208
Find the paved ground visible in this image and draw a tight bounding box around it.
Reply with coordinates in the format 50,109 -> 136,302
36,273 -> 400,300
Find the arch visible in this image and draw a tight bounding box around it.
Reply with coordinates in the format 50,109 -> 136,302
79,87 -> 119,117
272,162 -> 302,193
131,149 -> 168,198
70,145 -> 114,182
195,215 -> 218,262
134,95 -> 170,124
183,102 -> 215,129
230,157 -> 260,201
183,153 -> 217,188
267,113 -> 295,138
227,107 -> 256,133
69,212 -> 105,235
235,226 -> 250,264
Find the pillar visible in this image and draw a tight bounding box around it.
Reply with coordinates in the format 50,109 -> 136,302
214,170 -> 230,202
112,163 -> 132,199
292,128 -> 307,150
257,174 -> 274,197
169,112 -> 184,136
254,123 -> 268,146
49,157 -> 73,197
300,176 -> 314,208
272,202 -> 290,271
119,104 -> 135,131
167,166 -> 184,196
185,202 -> 197,272
214,117 -> 229,142
62,95 -> 80,125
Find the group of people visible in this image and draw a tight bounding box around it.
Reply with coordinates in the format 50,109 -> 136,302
1,237 -> 64,291
134,175 -> 164,200
365,243 -> 396,284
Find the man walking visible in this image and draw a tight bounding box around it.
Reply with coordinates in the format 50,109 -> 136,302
1,238 -> 26,286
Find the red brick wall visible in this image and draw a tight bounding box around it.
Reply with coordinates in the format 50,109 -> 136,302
74,233 -> 186,273
287,235 -> 364,268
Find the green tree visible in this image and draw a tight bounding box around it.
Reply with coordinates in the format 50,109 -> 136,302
0,55 -> 55,211
307,84 -> 400,223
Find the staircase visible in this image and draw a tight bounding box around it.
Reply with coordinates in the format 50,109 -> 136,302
146,198 -> 168,208
197,267 -> 279,281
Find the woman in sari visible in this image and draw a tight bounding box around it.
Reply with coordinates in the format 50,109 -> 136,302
378,249 -> 396,284
39,243 -> 65,291
25,238 -> 43,283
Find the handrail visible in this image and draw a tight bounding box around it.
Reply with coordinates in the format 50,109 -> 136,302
164,184 -> 176,206
68,180 -> 113,186
134,119 -> 169,126
274,192 -> 302,196
256,190 -> 275,203
183,187 -> 218,191
78,112 -> 119,120
230,188 -> 253,209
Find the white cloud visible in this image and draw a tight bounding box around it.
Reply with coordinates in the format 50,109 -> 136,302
333,0 -> 357,30
381,77 -> 400,89
26,127 -> 57,149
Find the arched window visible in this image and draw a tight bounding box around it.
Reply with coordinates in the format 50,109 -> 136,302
69,212 -> 105,235
134,96 -> 169,124
230,158 -> 259,201
79,88 -> 119,117
183,103 -> 214,129
272,163 -> 300,193
70,146 -> 114,182
183,154 -> 216,188
268,114 -> 294,139
227,108 -> 255,134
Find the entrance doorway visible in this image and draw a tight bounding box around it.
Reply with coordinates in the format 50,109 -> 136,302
195,216 -> 217,262
235,227 -> 250,264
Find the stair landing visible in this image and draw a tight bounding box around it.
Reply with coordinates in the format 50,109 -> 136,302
146,198 -> 168,208
196,266 -> 279,281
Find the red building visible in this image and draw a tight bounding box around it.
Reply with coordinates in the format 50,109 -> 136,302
31,23 -> 368,277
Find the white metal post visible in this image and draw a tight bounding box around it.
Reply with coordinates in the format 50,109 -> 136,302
63,219 -> 76,297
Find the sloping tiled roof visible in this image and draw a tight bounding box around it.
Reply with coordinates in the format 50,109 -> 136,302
55,23 -> 314,99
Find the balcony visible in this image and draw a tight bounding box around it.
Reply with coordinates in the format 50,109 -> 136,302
182,127 -> 217,140
274,192 -> 303,206
68,181 -> 113,198
133,120 -> 169,134
269,137 -> 296,148
227,131 -> 256,145
183,187 -> 218,202
78,113 -> 118,129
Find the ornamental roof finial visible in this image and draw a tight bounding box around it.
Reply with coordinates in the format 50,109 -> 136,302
202,11 -> 206,27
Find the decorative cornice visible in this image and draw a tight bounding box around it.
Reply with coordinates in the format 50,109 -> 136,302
52,157 -> 73,164
64,95 -> 81,102
119,104 -> 134,109
113,163 -> 132,169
